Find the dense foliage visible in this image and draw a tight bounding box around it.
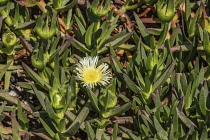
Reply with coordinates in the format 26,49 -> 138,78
0,0 -> 210,139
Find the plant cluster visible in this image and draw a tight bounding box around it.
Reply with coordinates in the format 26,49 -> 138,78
0,0 -> 210,139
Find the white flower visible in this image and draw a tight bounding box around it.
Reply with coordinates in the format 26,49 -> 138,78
75,56 -> 112,89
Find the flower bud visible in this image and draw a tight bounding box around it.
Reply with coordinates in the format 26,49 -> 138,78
31,47 -> 47,71
157,0 -> 175,22
2,31 -> 17,54
90,0 -> 110,19
34,13 -> 57,40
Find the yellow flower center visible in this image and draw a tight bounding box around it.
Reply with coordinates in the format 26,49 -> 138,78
83,69 -> 102,83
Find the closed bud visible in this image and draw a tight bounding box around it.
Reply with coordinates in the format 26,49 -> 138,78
34,13 -> 57,40
90,0 -> 110,19
2,31 -> 17,54
157,0 -> 175,22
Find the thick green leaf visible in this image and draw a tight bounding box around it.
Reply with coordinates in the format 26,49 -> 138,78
71,38 -> 91,53
154,93 -> 163,122
157,22 -> 169,47
123,74 -> 142,93
58,36 -> 74,55
0,114 -> 5,122
85,121 -> 95,140
22,63 -> 51,90
0,60 -> 12,80
188,9 -> 199,38
11,111 -> 21,140
119,126 -> 140,140
98,30 -> 126,49
54,54 -> 60,81
118,44 -> 136,51
45,98 -> 61,120
168,124 -> 174,140
179,126 -> 194,140
17,82 -> 34,90
98,32 -> 133,53
98,24 -> 117,46
145,28 -> 162,35
65,110 -> 86,131
85,23 -> 94,48
112,122 -> 118,140
61,102 -> 91,136
110,55 -> 124,81
177,109 -> 196,128
75,5 -> 86,28
74,15 -> 86,36
32,85 -> 47,110
153,60 -> 176,91
192,131 -> 199,140
153,116 -> 168,139
15,21 -> 35,29
40,118 -> 55,138
199,82 -> 208,115
17,101 -> 29,131
133,12 -> 150,44
87,89 -> 100,112
102,102 -> 131,118
200,125 -> 207,140
0,92 -> 33,114
0,101 -> 6,113
95,128 -> 104,140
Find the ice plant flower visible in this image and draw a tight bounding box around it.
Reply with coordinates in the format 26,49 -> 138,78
75,56 -> 112,89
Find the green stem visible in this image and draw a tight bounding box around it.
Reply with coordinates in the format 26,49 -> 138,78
4,55 -> 14,89
125,2 -> 143,10
119,1 -> 143,13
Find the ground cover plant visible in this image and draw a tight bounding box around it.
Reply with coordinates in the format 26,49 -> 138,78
0,0 -> 210,139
